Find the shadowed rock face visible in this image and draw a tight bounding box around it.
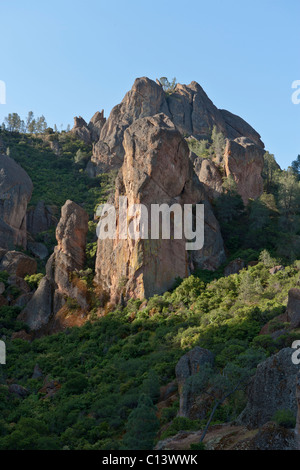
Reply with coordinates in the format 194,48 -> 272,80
19,200 -> 89,330
0,153 -> 33,249
238,348 -> 298,428
94,114 -> 225,305
286,288 -> 300,329
175,346 -> 214,419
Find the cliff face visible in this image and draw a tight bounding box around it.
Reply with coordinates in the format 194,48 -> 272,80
19,200 -> 89,330
84,77 -> 265,207
94,113 -> 225,305
0,153 -> 33,249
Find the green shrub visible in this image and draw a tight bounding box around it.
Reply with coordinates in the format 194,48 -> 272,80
272,409 -> 296,428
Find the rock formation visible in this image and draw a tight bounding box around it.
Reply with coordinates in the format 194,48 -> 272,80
94,114 -> 225,305
175,346 -> 214,419
88,77 -> 265,205
19,200 -> 89,330
0,153 -> 33,249
27,201 -> 57,235
286,288 -> 300,329
70,111 -> 106,145
224,137 -> 265,204
238,348 -> 298,428
0,250 -> 37,277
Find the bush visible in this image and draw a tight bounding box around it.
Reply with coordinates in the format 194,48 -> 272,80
272,409 -> 296,429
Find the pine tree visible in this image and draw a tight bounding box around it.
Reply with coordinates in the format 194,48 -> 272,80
123,394 -> 160,450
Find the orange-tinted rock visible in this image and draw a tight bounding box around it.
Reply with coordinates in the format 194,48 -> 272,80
224,137 -> 264,204
94,114 -> 225,305
19,200 -> 89,330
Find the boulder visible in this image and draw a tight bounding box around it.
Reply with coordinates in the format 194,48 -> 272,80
27,201 -> 57,235
238,348 -> 298,428
28,241 -> 49,260
175,346 -> 214,418
250,422 -> 296,450
269,265 -> 285,275
0,251 -> 37,277
32,364 -> 43,379
0,153 -> 33,249
224,258 -> 245,277
8,384 -> 29,398
224,137 -> 265,204
286,288 -> 300,329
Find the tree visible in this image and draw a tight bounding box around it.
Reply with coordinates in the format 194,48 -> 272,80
262,151 -> 279,192
277,168 -> 300,230
26,111 -> 34,132
159,77 -> 177,94
35,115 -> 47,133
123,394 -> 160,450
4,113 -> 22,132
291,154 -> 300,179
211,125 -> 225,160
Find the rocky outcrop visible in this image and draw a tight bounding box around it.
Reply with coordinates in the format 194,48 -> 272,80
249,422 -> 296,450
296,371 -> 300,449
193,158 -> 223,201
175,346 -> 214,419
0,153 -> 33,249
220,109 -> 264,148
286,288 -> 300,329
90,77 -> 265,194
224,258 -> 245,277
238,348 -> 298,428
224,137 -> 265,204
94,114 -> 225,305
19,200 -> 89,330
70,111 -> 106,145
0,250 -> 37,277
27,201 -> 57,235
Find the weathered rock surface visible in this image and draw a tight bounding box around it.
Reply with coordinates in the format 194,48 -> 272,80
220,109 -> 264,148
94,114 -> 225,305
71,111 -> 106,145
27,201 -> 57,235
70,116 -> 92,144
0,153 -> 33,249
28,241 -> 49,260
193,158 -> 223,201
175,346 -> 214,418
249,422 -> 296,450
286,288 -> 300,329
224,258 -> 245,277
224,137 -> 265,204
238,348 -> 298,428
296,371 -> 300,449
0,250 -> 37,277
19,200 -> 89,330
90,76 -> 265,196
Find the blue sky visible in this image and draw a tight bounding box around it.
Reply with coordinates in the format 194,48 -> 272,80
0,0 -> 299,168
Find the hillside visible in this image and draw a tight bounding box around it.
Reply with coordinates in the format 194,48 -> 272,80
0,77 -> 300,450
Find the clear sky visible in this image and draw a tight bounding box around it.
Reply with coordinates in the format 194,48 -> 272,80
0,0 -> 299,168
